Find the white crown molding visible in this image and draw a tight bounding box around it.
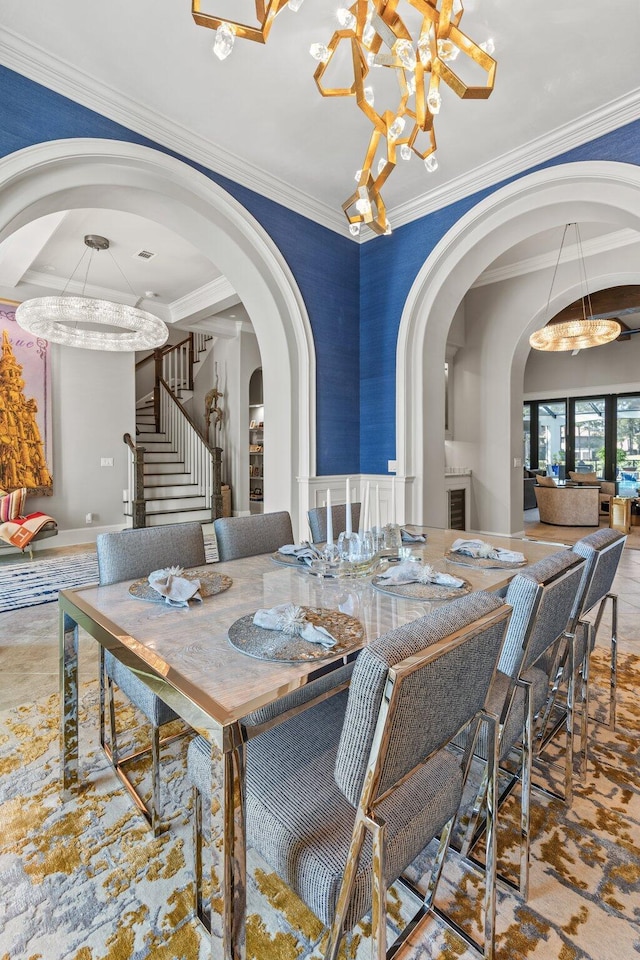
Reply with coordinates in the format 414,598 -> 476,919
2,30 -> 640,245
22,267 -> 140,304
169,275 -> 239,322
472,228 -> 640,287
384,88 -> 640,235
0,30 -> 350,239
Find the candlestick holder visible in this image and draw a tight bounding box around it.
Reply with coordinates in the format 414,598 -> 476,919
382,522 -> 402,557
337,529 -> 379,578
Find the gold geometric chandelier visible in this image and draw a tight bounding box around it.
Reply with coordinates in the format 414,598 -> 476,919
529,223 -> 622,352
191,0 -> 496,236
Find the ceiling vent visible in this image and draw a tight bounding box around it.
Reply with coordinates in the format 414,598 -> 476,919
134,248 -> 157,261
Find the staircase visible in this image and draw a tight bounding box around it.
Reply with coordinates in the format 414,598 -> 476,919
134,396 -> 213,525
124,332 -> 222,527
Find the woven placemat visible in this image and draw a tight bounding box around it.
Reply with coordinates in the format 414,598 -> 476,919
228,607 -> 364,663
129,568 -> 233,602
371,575 -> 472,601
445,550 -> 526,569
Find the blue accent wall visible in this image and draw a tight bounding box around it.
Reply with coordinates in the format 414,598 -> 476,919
0,65 -> 360,476
3,65 -> 640,478
359,117 -> 640,474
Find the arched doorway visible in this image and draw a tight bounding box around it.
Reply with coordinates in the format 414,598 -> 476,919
396,161 -> 640,534
0,139 -> 315,534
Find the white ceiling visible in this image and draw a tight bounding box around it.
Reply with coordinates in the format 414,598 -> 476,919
1,1 -> 640,322
2,0 -> 640,237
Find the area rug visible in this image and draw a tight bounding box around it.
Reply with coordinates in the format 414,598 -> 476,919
0,537 -> 219,614
0,651 -> 638,960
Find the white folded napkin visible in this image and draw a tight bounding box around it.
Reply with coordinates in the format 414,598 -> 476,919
450,538 -> 525,564
401,528 -> 427,542
253,603 -> 336,647
148,566 -> 202,607
278,543 -> 322,565
378,560 -> 464,588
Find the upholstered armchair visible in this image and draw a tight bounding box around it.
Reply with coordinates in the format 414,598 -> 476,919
534,482 -> 600,526
568,472 -> 617,516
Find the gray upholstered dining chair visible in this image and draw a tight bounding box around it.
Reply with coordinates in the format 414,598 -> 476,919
214,507 -> 355,730
538,527 -> 627,778
460,549 -> 586,900
187,591 -> 512,960
307,502 -> 361,543
213,511 -> 293,561
96,521 -> 206,835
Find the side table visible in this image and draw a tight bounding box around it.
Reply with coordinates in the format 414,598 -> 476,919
609,496 -> 632,534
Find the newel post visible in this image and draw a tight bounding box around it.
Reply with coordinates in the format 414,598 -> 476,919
212,447 -> 223,521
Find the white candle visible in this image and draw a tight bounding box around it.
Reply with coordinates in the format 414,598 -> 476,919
391,476 -> 396,523
326,489 -> 333,545
364,481 -> 370,532
345,477 -> 352,536
376,484 -> 381,532
358,480 -> 365,536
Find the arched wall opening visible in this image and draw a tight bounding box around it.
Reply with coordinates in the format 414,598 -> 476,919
0,139 -> 315,536
397,161 -> 640,535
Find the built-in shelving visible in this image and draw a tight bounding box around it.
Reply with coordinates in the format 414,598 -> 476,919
249,371 -> 264,514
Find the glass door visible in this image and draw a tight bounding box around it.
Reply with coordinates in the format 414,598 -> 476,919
538,401 -> 566,479
572,398 -> 605,477
616,395 -> 640,495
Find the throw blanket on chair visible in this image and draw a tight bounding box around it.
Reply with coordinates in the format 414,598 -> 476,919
0,512 -> 57,550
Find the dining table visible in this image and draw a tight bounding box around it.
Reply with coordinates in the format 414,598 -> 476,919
58,527 -> 564,960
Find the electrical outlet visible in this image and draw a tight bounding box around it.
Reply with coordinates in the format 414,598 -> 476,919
101,457 -> 114,467
85,512 -> 93,524
388,460 -> 397,472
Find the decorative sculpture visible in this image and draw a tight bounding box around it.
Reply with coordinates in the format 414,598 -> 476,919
204,385 -> 224,446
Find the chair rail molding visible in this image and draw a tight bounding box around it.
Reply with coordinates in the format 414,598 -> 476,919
396,160 -> 640,535
0,138 -> 316,537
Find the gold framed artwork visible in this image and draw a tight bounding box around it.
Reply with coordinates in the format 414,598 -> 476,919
0,299 -> 53,495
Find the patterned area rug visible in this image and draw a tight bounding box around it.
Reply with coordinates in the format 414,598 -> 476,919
0,651 -> 638,960
0,537 -> 219,613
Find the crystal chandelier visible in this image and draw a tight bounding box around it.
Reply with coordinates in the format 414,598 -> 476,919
191,0 -> 496,236
16,235 -> 169,352
529,224 -> 622,352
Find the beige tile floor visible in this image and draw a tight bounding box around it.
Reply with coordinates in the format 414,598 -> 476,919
0,536 -> 638,712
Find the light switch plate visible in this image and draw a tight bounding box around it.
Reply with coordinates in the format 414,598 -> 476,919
101,457 -> 114,467
388,460 -> 397,472
513,457 -> 522,468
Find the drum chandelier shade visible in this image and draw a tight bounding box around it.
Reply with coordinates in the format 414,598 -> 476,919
529,223 -> 622,353
191,0 -> 497,237
15,235 -> 169,352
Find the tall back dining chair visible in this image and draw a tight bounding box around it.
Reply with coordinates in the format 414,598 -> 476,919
539,528 -> 627,779
96,521 -> 206,835
187,591 -> 512,959
307,502 -> 361,543
571,527 -> 626,731
460,549 -> 586,899
213,511 -> 293,561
